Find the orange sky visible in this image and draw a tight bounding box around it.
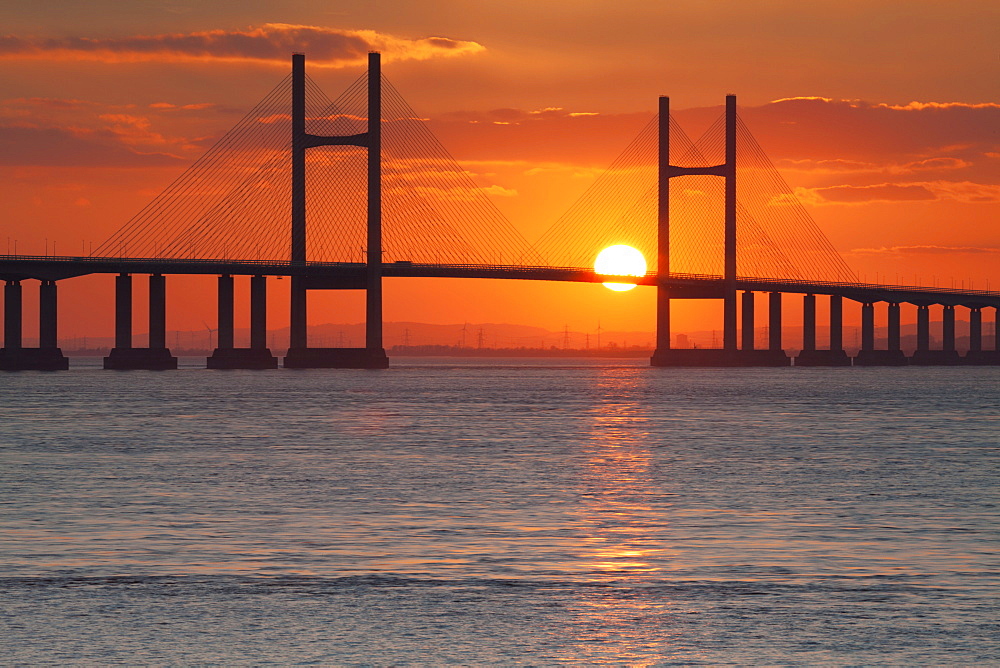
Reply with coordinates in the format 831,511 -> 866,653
1,1 -> 998,342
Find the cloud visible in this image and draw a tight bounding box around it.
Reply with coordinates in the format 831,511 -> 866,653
406,184 -> 517,202
726,97 -> 1000,169
0,97 -> 218,166
0,125 -> 184,166
428,109 -> 652,165
874,101 -> 1000,111
777,156 -> 971,175
98,114 -> 169,146
849,245 -> 1000,256
0,24 -> 485,67
769,96 -> 835,104
443,107 -> 609,124
479,185 -> 518,197
796,183 -> 935,204
794,181 -> 1000,205
923,181 -> 1000,203
148,102 -> 216,111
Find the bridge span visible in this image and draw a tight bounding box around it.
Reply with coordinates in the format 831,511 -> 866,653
2,254 -> 997,370
1,52 -> 997,370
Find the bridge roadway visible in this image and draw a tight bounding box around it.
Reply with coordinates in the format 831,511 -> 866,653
1,255 -> 998,308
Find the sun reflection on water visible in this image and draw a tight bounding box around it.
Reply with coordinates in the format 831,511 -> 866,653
576,368 -> 669,580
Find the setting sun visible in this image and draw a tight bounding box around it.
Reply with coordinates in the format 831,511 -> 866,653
594,245 -> 647,291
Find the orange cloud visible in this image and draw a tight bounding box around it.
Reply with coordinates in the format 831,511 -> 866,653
849,245 -> 1000,256
777,156 -> 971,175
0,97 -> 215,166
738,97 -> 1000,164
0,24 -> 485,67
428,109 -> 652,165
0,125 -> 184,167
794,181 -> 1000,205
874,101 -> 1000,111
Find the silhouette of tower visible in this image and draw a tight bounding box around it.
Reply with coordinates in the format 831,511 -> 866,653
284,52 -> 388,368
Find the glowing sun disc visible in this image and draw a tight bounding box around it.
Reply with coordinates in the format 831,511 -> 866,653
594,245 -> 646,292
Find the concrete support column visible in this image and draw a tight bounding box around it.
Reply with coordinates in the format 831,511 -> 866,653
149,274 -> 166,349
722,95 -> 737,353
250,275 -> 267,350
290,278 -> 306,348
654,95 -> 670,357
802,294 -> 816,352
39,280 -> 57,349
888,303 -> 901,351
365,51 -> 384,353
4,280 -> 22,349
861,303 -> 875,351
995,307 -> 1000,352
829,294 -> 843,352
217,275 -> 234,350
290,52 -> 307,352
741,291 -> 754,350
969,308 -> 982,352
916,305 -> 930,351
769,292 -> 782,351
115,273 -> 132,349
942,305 -> 955,352
655,289 -> 670,353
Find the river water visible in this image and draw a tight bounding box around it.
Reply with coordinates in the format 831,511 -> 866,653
1,358 -> 997,665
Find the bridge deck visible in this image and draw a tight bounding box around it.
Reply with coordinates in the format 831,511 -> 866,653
1,255 -> 998,308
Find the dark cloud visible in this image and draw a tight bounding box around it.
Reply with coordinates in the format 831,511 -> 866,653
0,24 -> 484,67
728,98 -> 1000,166
0,125 -> 184,166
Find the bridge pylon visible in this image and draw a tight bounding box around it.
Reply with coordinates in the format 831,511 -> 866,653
283,52 -> 389,369
650,95 -> 789,367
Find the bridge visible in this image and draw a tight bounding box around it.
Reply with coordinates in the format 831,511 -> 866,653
1,53 -> 998,370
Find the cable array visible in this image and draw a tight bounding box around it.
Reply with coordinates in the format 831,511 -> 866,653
532,115 -> 662,269
94,76 -> 295,260
532,109 -> 858,282
93,71 -> 541,266
93,72 -> 857,284
734,117 -> 857,283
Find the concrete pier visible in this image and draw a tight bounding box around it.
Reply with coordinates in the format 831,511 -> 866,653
742,291 -> 754,351
652,289 -> 787,366
969,307 -> 982,352
3,279 -> 22,351
853,301 -> 907,366
104,274 -> 177,370
802,294 -> 816,353
796,294 -> 850,366
911,304 -> 961,365
0,279 -> 69,370
860,302 -> 874,352
207,274 -> 278,369
769,292 -> 782,352
964,306 -> 1000,365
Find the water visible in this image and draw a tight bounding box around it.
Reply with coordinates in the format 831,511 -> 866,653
1,359 -> 998,665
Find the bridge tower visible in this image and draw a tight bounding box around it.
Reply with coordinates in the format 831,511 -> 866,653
283,53 -> 389,369
650,95 -> 788,367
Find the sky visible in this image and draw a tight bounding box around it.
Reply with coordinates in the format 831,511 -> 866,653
1,1 -> 998,343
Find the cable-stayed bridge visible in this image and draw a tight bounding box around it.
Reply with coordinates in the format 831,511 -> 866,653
1,53 -> 997,369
